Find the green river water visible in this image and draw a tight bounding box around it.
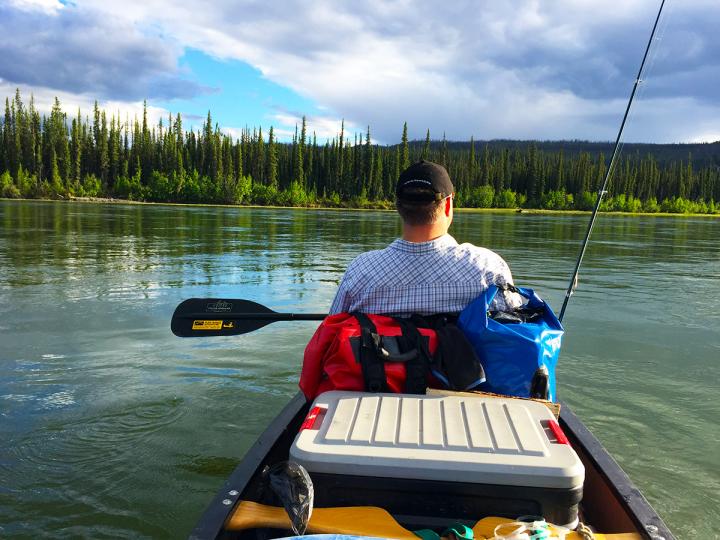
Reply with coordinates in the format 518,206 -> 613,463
0,200 -> 718,539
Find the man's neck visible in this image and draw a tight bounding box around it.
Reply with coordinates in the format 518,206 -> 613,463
401,223 -> 450,243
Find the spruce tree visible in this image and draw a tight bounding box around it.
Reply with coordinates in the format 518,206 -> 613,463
21,95 -> 35,175
255,127 -> 265,184
99,110 -> 109,187
553,149 -> 565,192
338,120 -> 344,187
299,116 -> 307,154
441,133 -> 448,168
481,144 -> 490,186
267,126 -> 277,190
293,128 -> 304,187
365,126 -> 376,198
422,129 -> 431,160
202,110 -> 213,179
2,98 -> 12,174
305,132 -> 315,194
394,146 -> 401,189
12,99 -> 22,180
401,122 -> 410,170
13,90 -> 26,176
468,136 -> 476,187
373,147 -> 384,200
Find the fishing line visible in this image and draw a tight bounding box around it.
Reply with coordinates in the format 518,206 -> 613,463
613,0 -> 675,168
558,0 -> 668,323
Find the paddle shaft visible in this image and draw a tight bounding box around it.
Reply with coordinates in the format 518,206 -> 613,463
177,312 -> 326,321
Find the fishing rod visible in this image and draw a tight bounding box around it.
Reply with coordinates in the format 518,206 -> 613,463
558,0 -> 667,323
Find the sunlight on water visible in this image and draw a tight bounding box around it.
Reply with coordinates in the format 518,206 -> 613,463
0,200 -> 717,538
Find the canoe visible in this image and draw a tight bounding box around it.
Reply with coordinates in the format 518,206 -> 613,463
188,391 -> 675,540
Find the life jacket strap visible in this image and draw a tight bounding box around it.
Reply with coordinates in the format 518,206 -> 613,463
352,313 -> 433,394
395,318 -> 432,395
353,312 -> 389,393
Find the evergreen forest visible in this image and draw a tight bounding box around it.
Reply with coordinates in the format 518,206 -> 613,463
1,90 -> 719,214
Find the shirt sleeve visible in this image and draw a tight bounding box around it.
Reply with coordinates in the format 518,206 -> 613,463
487,256 -> 523,311
329,274 -> 352,314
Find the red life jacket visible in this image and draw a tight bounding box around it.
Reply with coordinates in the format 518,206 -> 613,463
300,313 -> 439,400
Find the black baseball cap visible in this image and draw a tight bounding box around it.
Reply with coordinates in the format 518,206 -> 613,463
396,160 -> 454,203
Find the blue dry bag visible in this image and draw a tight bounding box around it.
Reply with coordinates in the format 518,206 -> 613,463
458,285 -> 564,402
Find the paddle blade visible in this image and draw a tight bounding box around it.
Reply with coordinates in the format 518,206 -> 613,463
171,298 -> 277,337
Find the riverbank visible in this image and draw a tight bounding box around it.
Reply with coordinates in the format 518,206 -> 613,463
2,196 -> 719,218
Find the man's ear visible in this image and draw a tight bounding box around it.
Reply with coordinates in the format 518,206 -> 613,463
444,196 -> 452,217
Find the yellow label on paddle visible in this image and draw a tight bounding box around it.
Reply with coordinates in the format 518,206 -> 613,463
192,320 -> 223,330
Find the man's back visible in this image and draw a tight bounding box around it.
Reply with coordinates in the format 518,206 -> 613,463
330,234 -> 519,316
329,160 -> 520,317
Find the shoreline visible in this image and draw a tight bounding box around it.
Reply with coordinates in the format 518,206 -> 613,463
1,196 -> 718,218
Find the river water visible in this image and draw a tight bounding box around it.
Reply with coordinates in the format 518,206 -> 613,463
0,200 -> 718,539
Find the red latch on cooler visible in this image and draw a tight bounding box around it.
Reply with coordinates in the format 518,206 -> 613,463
548,419 -> 570,445
300,406 -> 327,430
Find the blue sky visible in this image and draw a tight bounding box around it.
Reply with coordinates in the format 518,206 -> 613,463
1,0 -> 719,144
158,49 -> 327,140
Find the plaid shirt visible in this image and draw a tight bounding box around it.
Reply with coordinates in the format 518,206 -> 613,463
329,234 -> 521,316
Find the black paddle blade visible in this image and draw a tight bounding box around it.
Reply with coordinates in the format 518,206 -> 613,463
171,298 -> 277,337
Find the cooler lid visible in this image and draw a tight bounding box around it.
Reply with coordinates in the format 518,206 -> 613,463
290,391 -> 584,489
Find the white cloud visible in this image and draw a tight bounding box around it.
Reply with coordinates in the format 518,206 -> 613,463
218,114 -> 361,144
270,113 -> 360,143
622,96 -> 720,144
218,127 -> 243,142
0,2 -> 211,101
8,0 -> 63,15
0,80 -> 172,130
3,0 -> 719,143
217,115 -> 357,144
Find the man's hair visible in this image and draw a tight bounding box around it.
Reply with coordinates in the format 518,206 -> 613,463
396,190 -> 444,225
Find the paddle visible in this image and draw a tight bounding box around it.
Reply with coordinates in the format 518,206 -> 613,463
226,500 -> 418,539
171,298 -> 327,337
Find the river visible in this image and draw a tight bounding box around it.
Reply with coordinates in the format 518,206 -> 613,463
0,200 -> 718,539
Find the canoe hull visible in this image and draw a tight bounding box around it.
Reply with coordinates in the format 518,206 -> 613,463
189,393 -> 674,540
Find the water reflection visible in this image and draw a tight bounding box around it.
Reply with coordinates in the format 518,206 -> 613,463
0,200 -> 718,538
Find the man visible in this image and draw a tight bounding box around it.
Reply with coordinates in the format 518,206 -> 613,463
329,160 -> 521,316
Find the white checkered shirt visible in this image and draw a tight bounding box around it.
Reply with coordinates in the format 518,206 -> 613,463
329,234 -> 521,316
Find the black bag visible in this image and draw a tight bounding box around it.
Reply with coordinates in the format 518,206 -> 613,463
412,314 -> 486,391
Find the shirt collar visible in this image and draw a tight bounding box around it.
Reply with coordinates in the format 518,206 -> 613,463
389,234 -> 458,254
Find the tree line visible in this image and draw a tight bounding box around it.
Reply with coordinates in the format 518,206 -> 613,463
1,89 -> 719,214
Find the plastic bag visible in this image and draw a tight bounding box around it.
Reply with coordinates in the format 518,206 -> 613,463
261,461 -> 314,535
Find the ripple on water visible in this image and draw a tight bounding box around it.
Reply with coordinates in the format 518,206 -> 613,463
1,393 -> 35,403
562,354 -> 720,537
1,396 -> 187,492
41,390 -> 76,409
0,391 -> 189,536
176,454 -> 238,478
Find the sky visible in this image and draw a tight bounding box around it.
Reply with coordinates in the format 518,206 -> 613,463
0,0 -> 718,144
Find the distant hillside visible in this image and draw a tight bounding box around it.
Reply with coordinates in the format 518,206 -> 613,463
410,139 -> 720,170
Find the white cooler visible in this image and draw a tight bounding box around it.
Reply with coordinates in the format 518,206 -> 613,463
290,391 -> 584,528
